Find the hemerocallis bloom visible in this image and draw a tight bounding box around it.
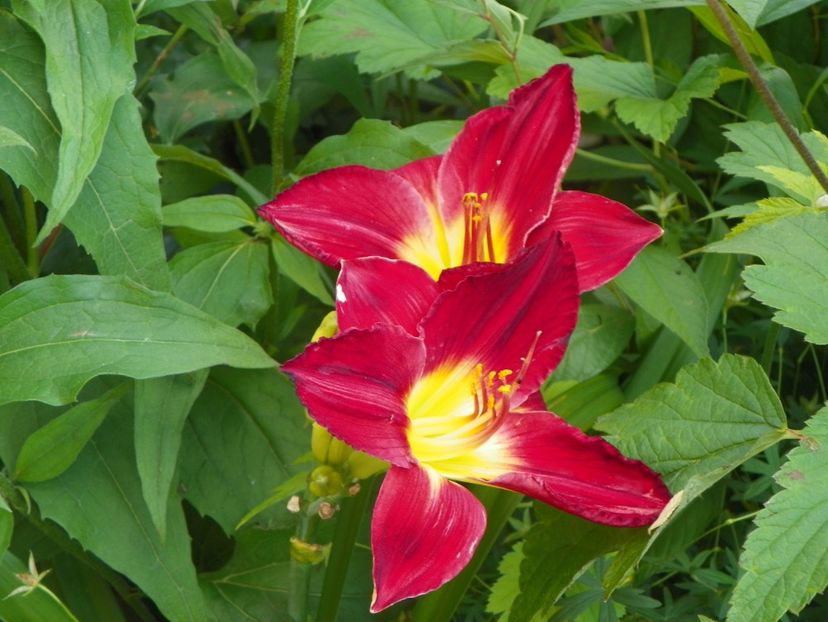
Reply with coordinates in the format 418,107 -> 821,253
259,64 -> 661,291
282,238 -> 671,611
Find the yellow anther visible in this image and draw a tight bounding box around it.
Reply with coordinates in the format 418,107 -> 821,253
487,394 -> 496,411
487,371 -> 496,387
463,192 -> 479,203
497,369 -> 513,381
497,384 -> 512,395
472,215 -> 482,223
480,192 -> 489,201
474,363 -> 484,378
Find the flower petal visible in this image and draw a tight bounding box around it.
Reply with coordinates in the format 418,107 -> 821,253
337,257 -> 439,335
258,165 -> 436,266
370,465 -> 486,612
421,236 -> 579,401
474,412 -> 670,527
528,191 -> 663,292
282,326 -> 424,466
438,65 -> 580,258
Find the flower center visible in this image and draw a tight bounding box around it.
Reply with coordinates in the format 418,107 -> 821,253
462,192 -> 496,264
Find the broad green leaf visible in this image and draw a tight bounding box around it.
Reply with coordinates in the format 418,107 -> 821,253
707,212 -> 828,344
152,144 -> 268,204
598,355 -> 788,489
163,195 -> 257,232
14,383 -> 128,483
167,3 -> 259,109
727,0 -> 822,27
543,373 -> 625,431
596,355 -> 790,595
717,122 -> 828,204
27,402 -> 208,622
151,52 -> 256,143
139,0 -> 207,16
541,0 -> 703,25
0,498 -> 11,557
0,552 -> 79,622
64,95 -> 171,291
487,36 -> 565,99
615,246 -> 710,358
615,55 -> 722,142
727,407 -> 828,622
0,274 -> 273,406
552,304 -> 634,382
0,126 -> 35,153
171,239 -> 273,328
135,370 -> 208,540
726,196 -> 813,238
12,0 -> 136,243
298,0 -> 487,78
271,237 -> 334,306
179,366 -> 310,533
487,543 -> 525,621
0,12 -> 59,202
235,470 -> 309,528
688,7 -> 774,63
52,553 -> 127,622
294,118 -> 435,177
403,120 -> 463,153
510,506 -> 642,622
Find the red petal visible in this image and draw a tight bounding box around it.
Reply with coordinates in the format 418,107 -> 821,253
438,65 -> 579,258
481,412 -> 671,527
516,391 -> 547,411
258,165 -> 435,266
421,236 -> 579,401
370,465 -> 486,612
392,156 -> 442,209
435,261 -> 500,293
337,258 -> 439,335
528,191 -> 663,292
281,326 -> 424,466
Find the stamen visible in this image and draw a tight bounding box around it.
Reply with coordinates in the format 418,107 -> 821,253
516,331 -> 542,386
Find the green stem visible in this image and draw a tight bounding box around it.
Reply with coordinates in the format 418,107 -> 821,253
271,0 -> 301,195
638,10 -> 655,67
233,120 -> 256,169
22,187 -> 39,277
575,148 -> 653,173
0,214 -> 30,283
706,0 -> 828,193
315,480 -> 374,622
759,322 -> 781,375
0,473 -> 156,622
134,25 -> 188,97
0,173 -> 25,252
411,487 -> 521,622
288,509 -> 318,622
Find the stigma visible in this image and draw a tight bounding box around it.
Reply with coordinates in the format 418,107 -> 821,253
462,192 -> 496,264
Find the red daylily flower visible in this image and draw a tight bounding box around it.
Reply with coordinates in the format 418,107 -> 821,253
282,239 -> 671,611
260,64 -> 661,292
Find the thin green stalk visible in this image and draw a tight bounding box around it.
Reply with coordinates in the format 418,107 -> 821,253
0,473 -> 156,622
706,0 -> 828,193
0,214 -> 30,283
315,480 -> 374,622
0,173 -> 25,252
271,0 -> 301,195
22,187 -> 39,276
575,148 -> 653,173
638,10 -> 655,68
759,322 -> 781,375
289,510 -> 319,622
810,344 -> 827,403
411,487 -> 521,622
233,120 -> 256,169
134,24 -> 188,97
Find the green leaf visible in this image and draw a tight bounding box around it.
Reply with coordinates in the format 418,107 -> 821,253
402,120 -> 463,153
707,212 -> 828,344
0,274 -> 273,407
152,143 -> 268,204
727,406 -> 828,622
615,246 -> 710,358
552,304 -> 634,382
135,370 -> 208,539
0,12 -> 60,203
63,95 -> 171,291
726,196 -> 813,238
298,0 -> 487,78
486,542 -> 524,620
540,0 -> 703,25
179,366 -> 310,533
0,498 -> 11,557
12,0 -> 136,243
171,239 -> 273,328
235,470 -> 309,529
598,354 -> 788,490
0,126 -> 35,153
163,195 -> 257,232
615,55 -> 721,142
52,550 -> 127,622
727,0 -> 822,27
543,373 -> 625,431
150,52 -> 256,143
294,118 -> 435,177
717,121 -> 828,204
510,507 -> 642,622
27,401 -> 208,622
0,552 -> 79,622
271,237 -> 334,306
14,383 -> 128,483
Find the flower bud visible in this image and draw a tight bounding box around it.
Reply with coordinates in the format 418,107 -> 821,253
346,451 -> 387,480
311,311 -> 338,342
289,537 -> 325,564
308,465 -> 344,497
